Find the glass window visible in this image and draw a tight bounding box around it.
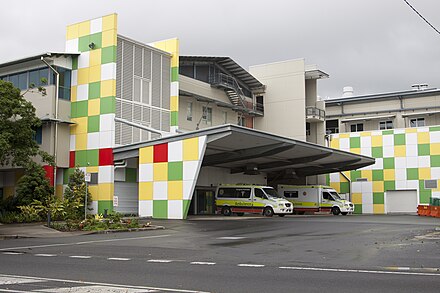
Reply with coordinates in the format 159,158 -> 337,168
326,119 -> 339,134
202,106 -> 212,125
18,72 -> 27,90
29,69 -> 40,87
410,117 -> 425,128
238,116 -> 245,126
350,123 -> 363,132
284,191 -> 298,198
39,68 -> 49,85
187,102 -> 193,121
33,126 -> 42,144
9,74 -> 19,88
254,189 -> 266,199
379,120 -> 393,130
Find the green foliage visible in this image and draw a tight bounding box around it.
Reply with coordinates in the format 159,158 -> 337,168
63,167 -> 92,220
0,80 -> 52,167
0,210 -> 42,223
15,162 -> 53,207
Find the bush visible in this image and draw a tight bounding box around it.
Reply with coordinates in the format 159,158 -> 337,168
15,162 -> 53,206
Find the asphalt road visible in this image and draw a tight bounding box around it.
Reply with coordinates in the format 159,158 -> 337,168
0,215 -> 439,292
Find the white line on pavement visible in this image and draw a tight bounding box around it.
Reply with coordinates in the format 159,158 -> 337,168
278,266 -> 440,276
190,262 -> 216,265
107,257 -> 131,261
35,254 -> 56,257
0,234 -> 170,251
1,252 -> 24,255
238,264 -> 265,268
216,237 -> 245,240
147,259 -> 173,263
69,255 -> 92,259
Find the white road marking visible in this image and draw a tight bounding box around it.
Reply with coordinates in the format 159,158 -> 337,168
0,274 -> 210,293
147,259 -> 173,263
238,264 -> 265,268
2,252 -> 24,255
0,276 -> 45,285
0,289 -> 30,292
35,285 -> 158,292
216,236 -> 245,240
69,255 -> 92,259
35,254 -> 56,257
107,257 -> 131,261
190,262 -> 216,265
0,234 -> 170,251
278,266 -> 440,276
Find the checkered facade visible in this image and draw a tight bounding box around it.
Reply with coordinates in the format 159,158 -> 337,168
328,126 -> 440,214
138,136 -> 207,219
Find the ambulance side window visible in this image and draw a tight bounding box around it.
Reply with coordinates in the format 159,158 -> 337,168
284,191 -> 298,198
254,189 -> 267,199
323,192 -> 331,200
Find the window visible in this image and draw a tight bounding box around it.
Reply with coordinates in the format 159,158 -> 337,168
306,122 -> 311,136
410,117 -> 425,128
284,191 -> 298,198
323,192 -> 333,200
424,180 -> 438,189
33,126 -> 42,144
217,188 -> 251,198
326,119 -> 339,134
222,111 -> 227,124
238,116 -> 245,126
187,102 -> 193,121
254,189 -> 267,199
379,120 -> 393,130
350,123 -> 363,132
202,106 -> 212,125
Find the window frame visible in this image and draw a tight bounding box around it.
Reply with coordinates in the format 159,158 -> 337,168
379,120 -> 393,130
409,117 -> 425,128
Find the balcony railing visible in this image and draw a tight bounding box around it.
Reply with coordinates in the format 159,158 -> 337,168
306,106 -> 325,121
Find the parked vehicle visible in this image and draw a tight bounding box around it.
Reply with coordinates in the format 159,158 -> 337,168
215,185 -> 292,217
277,185 -> 354,215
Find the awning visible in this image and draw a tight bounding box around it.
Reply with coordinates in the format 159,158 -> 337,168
341,114 -> 396,123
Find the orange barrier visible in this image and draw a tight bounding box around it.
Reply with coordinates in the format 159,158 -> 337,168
417,205 -> 430,216
430,206 -> 440,218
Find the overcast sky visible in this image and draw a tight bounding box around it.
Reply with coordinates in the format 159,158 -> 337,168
1,0 -> 439,98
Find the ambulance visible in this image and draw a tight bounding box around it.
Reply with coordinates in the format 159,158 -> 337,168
277,185 -> 354,215
215,184 -> 292,217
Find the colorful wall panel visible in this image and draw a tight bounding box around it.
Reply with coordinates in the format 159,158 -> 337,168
66,14 -> 118,214
138,135 -> 207,219
329,126 -> 440,214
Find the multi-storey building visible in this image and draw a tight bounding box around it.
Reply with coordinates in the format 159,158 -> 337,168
326,87 -> 440,214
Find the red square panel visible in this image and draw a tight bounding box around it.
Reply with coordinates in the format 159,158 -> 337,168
69,151 -> 75,168
43,165 -> 54,186
153,143 -> 168,163
99,148 -> 114,166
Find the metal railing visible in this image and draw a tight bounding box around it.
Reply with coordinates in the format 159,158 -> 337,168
306,106 -> 325,120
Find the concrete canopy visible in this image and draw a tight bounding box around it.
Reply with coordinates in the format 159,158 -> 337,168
114,124 -> 374,178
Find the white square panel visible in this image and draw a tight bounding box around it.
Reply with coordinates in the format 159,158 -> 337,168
418,156 -> 430,168
383,146 -> 394,158
101,63 -> 116,81
100,114 -> 115,132
395,169 -> 407,181
395,157 -> 406,169
361,193 -> 373,205
71,70 -> 78,87
90,18 -> 103,34
139,200 -> 153,217
407,180 -> 419,189
361,182 -> 373,193
87,132 -> 100,149
406,144 -> 417,157
430,131 -> 440,143
351,132 -> 361,137
171,81 -> 179,97
383,135 -> 394,146
362,204 -> 373,214
361,147 -> 372,157
371,158 -> 383,170
394,129 -> 405,134
98,166 -> 114,183
361,136 -> 371,148
431,167 -> 440,179
339,138 -> 349,151
153,181 -> 167,200
76,84 -> 89,101
395,180 -> 406,189
352,182 -> 362,193
65,38 -> 79,53
406,157 -> 418,168
139,164 -> 153,182
77,51 -> 90,69
99,131 -> 114,148
168,200 -> 183,219
183,161 -> 200,181
168,140 -> 183,162
183,180 -> 195,200
69,134 -> 76,151
406,133 -> 418,145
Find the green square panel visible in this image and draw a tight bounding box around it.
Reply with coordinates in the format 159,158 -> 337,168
153,200 -> 168,219
383,158 -> 395,169
171,111 -> 178,126
350,170 -> 361,181
430,155 -> 440,167
340,182 -> 350,194
75,150 -> 88,167
78,35 -> 91,52
70,102 -> 78,118
72,57 -> 78,70
350,137 -> 360,148
394,134 -> 405,146
354,204 -> 362,214
126,168 -> 137,183
418,144 -> 430,156
326,174 -> 330,186
168,162 -> 183,181
98,200 -> 113,214
372,170 -> 384,181
88,82 -> 101,99
384,181 -> 395,191
63,168 -> 74,184
382,130 -> 394,135
171,67 -> 179,82
373,192 -> 384,204
100,96 -> 115,114
87,116 -> 100,133
182,200 -> 191,219
76,101 -> 88,117
372,147 -> 383,158
406,168 -> 419,180
86,149 -> 99,167
419,190 -> 431,204
429,126 -> 440,132
101,46 -> 117,64
89,32 -> 102,49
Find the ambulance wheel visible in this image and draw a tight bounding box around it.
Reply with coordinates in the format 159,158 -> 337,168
263,207 -> 274,217
332,207 -> 341,216
278,214 -> 285,217
236,212 -> 244,216
341,212 -> 348,216
222,207 -> 232,216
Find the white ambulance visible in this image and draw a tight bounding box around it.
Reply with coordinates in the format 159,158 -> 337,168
277,185 -> 354,215
215,184 -> 292,217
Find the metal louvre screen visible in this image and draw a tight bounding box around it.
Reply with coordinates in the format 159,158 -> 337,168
162,56 -> 171,110
151,52 -> 161,108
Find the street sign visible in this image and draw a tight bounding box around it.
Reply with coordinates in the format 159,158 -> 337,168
85,173 -> 91,183
113,196 -> 119,207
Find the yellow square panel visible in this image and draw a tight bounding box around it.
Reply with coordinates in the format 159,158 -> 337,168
351,193 -> 362,205
88,99 -> 100,116
171,55 -> 179,68
329,182 -> 340,192
360,132 -> 371,137
153,163 -> 168,181
394,145 -> 406,157
340,172 -> 350,180
101,79 -> 116,97
88,185 -> 98,201
361,170 -> 372,181
55,185 -> 64,199
430,143 -> 440,155
139,182 -> 153,200
418,132 -> 430,144
330,138 -> 339,149
170,96 -> 179,112
89,65 -> 101,83
98,183 -> 114,200
75,133 -> 87,150
168,181 -> 183,200
71,85 -> 77,102
89,49 -> 102,67
86,166 -> 99,173
350,148 -> 361,154
373,181 -> 384,192
373,204 -> 385,214
71,117 -> 88,134
78,20 -> 91,37
183,137 -> 199,161
419,168 -> 431,180
371,135 -> 383,147
139,146 -> 153,164
66,24 -> 79,40
405,128 -> 417,133
339,133 -> 350,139
383,169 -> 395,181
102,29 -> 117,47
102,14 -> 117,31
77,68 -> 89,85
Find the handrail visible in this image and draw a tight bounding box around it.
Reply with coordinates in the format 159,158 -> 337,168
306,106 -> 325,119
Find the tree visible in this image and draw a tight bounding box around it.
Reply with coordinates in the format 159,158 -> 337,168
64,167 -> 92,220
0,80 -> 52,167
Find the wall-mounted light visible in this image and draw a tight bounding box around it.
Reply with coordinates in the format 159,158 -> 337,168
88,42 -> 96,49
